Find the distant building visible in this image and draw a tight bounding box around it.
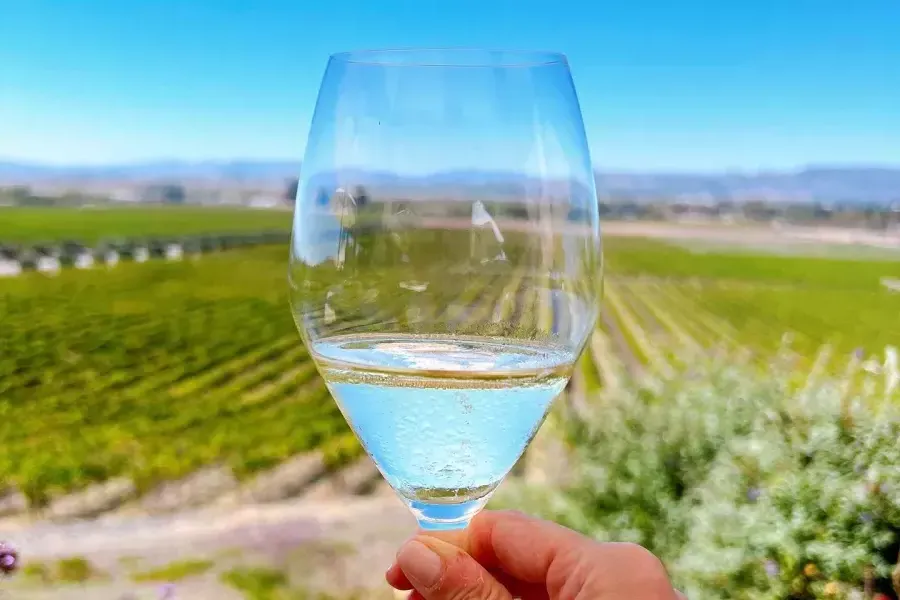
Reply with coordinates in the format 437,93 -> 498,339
165,242 -> 184,261
134,245 -> 149,263
95,246 -> 119,267
0,247 -> 21,277
37,255 -> 61,274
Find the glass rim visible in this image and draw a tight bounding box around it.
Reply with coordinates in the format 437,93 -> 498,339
329,48 -> 568,68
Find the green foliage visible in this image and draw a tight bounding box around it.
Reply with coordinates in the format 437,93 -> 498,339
0,245 -> 347,503
130,558 -> 214,582
18,557 -> 102,585
221,566 -> 288,599
515,351 -> 900,599
221,564 -> 368,600
54,556 -> 98,583
599,236 -> 900,361
605,236 -> 900,290
686,281 -> 899,356
20,561 -> 52,583
0,206 -> 290,244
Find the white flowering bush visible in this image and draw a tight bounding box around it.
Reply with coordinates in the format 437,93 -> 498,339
513,347 -> 900,600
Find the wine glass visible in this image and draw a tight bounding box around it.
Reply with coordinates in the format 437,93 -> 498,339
289,49 -> 601,531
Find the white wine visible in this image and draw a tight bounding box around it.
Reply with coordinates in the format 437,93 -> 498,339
312,333 -> 573,526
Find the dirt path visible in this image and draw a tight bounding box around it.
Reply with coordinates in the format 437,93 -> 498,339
2,492 -> 414,599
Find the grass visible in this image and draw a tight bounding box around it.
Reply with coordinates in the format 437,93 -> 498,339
221,567 -> 289,599
604,236 -> 900,291
130,558 -> 215,583
602,236 -> 900,358
20,561 -> 52,584
220,566 -> 367,600
18,557 -> 102,585
55,557 -> 99,584
0,206 -> 291,244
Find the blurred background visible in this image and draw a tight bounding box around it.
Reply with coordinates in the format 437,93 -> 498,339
1,1 -> 899,598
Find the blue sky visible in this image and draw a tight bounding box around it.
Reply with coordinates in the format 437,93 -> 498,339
1,0 -> 897,171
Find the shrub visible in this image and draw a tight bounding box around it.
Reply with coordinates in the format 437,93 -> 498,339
511,347 -> 900,599
130,558 -> 214,582
221,566 -> 288,600
54,556 -> 97,583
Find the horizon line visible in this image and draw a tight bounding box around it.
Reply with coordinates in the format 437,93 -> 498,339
2,157 -> 899,175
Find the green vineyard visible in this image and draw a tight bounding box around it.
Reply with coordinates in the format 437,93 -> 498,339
0,246 -> 357,505
2,214 -> 899,510
582,237 -> 900,392
0,206 -> 291,244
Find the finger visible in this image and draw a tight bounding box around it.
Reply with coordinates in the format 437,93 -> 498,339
396,535 -> 514,600
386,524 -> 484,591
444,510 -> 679,599
389,559 -> 548,599
387,511 -> 587,592
391,511 -> 678,598
464,509 -> 593,584
386,562 -> 413,590
488,568 -> 550,600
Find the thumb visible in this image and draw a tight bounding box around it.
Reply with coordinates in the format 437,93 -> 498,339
397,535 -> 513,600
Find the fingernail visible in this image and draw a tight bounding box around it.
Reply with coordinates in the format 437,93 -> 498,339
397,540 -> 442,588
395,534 -> 417,559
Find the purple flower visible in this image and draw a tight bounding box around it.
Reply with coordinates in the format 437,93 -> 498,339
158,583 -> 176,599
860,512 -> 874,524
0,542 -> 17,575
747,487 -> 762,503
854,347 -> 865,360
764,560 -> 780,578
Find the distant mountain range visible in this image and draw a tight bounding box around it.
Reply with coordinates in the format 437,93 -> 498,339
1,160 -> 898,204
0,160 -> 302,184
595,167 -> 900,205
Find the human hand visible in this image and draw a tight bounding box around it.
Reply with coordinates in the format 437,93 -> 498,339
386,510 -> 684,599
